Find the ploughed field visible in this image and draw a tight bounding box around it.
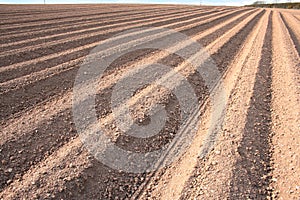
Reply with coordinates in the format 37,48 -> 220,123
0,4 -> 299,199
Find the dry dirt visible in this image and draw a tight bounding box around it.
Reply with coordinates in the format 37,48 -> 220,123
0,4 -> 299,200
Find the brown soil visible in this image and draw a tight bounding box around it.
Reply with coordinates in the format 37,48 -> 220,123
0,4 -> 299,200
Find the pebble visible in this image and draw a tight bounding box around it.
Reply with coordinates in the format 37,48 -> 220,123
211,161 -> 218,165
7,168 -> 13,173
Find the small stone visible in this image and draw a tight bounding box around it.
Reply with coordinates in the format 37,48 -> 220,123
14,174 -> 21,179
215,150 -> 221,155
7,168 -> 13,173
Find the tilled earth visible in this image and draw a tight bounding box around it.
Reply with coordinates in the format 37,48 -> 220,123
0,4 -> 299,200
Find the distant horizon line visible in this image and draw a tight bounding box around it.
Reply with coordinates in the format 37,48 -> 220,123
0,2 -> 242,6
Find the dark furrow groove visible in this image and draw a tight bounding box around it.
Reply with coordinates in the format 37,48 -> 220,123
0,7 -> 262,199
229,11 -> 273,199
0,9 -> 229,83
0,7 -> 107,20
0,7 -> 176,28
142,10 -> 265,200
280,13 -> 300,57
198,10 -> 256,46
0,9 -> 247,121
0,109 -> 77,192
0,8 -> 220,53
0,7 -> 192,39
212,10 -> 265,73
0,9 -> 218,67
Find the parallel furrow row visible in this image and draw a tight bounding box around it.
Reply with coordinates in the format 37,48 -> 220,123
0,5 -> 178,27
2,7 -> 262,199
0,8 -> 222,55
0,8 -> 240,85
0,6 -> 190,38
2,5 -> 298,200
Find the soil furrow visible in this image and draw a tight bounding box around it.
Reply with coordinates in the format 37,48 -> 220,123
2,9 -> 178,39
0,8 -> 231,67
0,9 -> 224,77
0,8 -> 244,87
0,9 -> 239,85
0,9 -> 253,95
1,6 -> 298,199
0,8 -> 222,55
280,12 -> 300,56
0,7 -> 103,18
229,11 -> 273,199
0,7 -> 131,25
0,7 -> 192,38
270,10 -> 300,199
135,10 -> 265,199
0,5 -> 141,19
0,6 -> 177,29
42,8 -> 264,198
179,10 -> 270,199
0,7 -> 204,50
198,9 -> 256,46
0,8 -> 258,147
0,5 -> 190,21
0,7 -> 262,198
0,9 -> 258,153
0,9 -> 251,122
0,7 -> 200,41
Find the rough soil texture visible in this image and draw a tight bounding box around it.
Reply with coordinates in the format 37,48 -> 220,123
0,4 -> 299,200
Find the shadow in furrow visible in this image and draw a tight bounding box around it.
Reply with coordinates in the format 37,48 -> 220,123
0,9 -> 244,121
178,10 -> 265,200
0,9 -> 218,67
0,8 -> 263,198
229,11 -> 273,199
280,13 -> 300,57
0,109 -> 76,192
198,10 -> 256,46
211,10 -> 265,73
